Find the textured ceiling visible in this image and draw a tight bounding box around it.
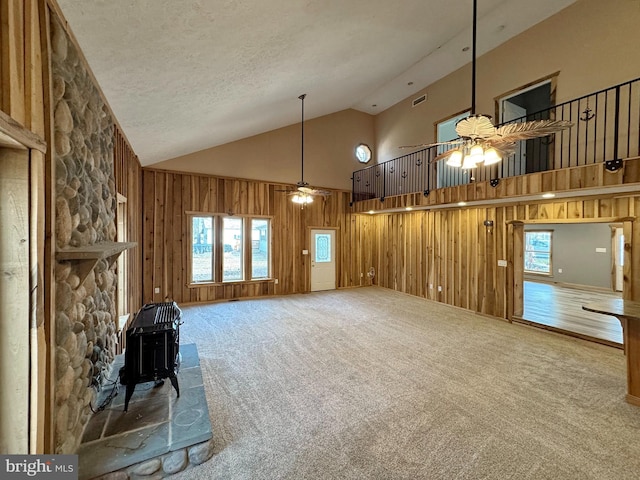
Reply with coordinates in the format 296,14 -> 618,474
55,0 -> 576,166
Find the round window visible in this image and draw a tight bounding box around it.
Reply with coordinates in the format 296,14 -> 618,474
355,143 -> 372,164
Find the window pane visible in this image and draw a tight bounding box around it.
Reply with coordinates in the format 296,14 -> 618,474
192,216 -> 213,282
315,234 -> 331,263
525,231 -> 551,251
524,252 -> 551,273
524,231 -> 552,274
251,219 -> 269,279
223,217 -> 243,281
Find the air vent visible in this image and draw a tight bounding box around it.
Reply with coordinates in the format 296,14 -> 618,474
412,94 -> 427,107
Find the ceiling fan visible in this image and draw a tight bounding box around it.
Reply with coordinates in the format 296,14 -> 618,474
400,0 -> 572,169
278,93 -> 332,205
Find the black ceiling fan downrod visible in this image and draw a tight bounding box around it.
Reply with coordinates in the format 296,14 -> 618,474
298,93 -> 307,186
471,0 -> 477,116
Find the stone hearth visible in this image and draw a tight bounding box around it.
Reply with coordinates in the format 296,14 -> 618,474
77,343 -> 213,479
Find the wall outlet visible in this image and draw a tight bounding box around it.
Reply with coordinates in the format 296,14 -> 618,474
596,247 -> 607,253
429,283 -> 433,289
558,268 -> 563,274
274,279 -> 279,285
360,272 -> 364,277
437,285 -> 442,292
497,259 -> 507,267
154,287 -> 160,294
302,249 -> 309,255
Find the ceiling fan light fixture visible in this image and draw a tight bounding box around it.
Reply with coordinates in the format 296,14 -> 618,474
483,147 -> 501,166
447,150 -> 463,167
469,143 -> 485,163
461,153 -> 478,169
292,193 -> 313,204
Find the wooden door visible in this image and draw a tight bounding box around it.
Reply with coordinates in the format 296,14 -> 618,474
310,229 -> 336,292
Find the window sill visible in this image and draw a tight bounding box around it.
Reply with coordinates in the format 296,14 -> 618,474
188,278 -> 274,288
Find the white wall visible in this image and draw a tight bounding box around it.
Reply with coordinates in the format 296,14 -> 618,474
524,223 -> 612,289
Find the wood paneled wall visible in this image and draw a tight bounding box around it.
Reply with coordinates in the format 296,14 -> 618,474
141,169 -> 373,304
352,158 -> 640,214
0,0 -> 45,137
0,0 -> 48,454
113,126 -> 143,316
142,165 -> 640,321
369,196 -> 640,320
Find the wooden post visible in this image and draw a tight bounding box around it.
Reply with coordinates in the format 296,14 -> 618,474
0,148 -> 30,453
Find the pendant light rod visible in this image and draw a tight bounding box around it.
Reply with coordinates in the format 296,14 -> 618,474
471,0 -> 477,115
298,93 -> 306,185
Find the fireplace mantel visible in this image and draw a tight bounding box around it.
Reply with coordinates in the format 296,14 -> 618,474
55,241 -> 136,285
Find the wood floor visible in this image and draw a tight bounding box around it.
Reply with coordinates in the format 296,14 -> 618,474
516,281 -> 623,348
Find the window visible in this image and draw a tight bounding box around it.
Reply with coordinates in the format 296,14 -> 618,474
315,233 -> 332,263
524,230 -> 553,274
117,194 -> 130,329
355,143 -> 372,164
192,216 -> 214,283
437,111 -> 470,154
251,219 -> 269,279
189,214 -> 270,284
223,217 -> 243,281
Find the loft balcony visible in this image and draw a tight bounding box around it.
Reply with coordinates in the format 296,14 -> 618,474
351,77 -> 640,213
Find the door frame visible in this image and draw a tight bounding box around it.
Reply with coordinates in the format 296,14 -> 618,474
507,217 -> 634,322
612,225 -> 625,292
307,226 -> 339,292
0,111 -> 47,454
494,72 -> 559,123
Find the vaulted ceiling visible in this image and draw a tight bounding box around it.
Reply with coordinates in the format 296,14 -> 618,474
56,0 -> 576,165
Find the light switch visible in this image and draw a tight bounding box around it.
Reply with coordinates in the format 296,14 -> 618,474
302,249 -> 309,255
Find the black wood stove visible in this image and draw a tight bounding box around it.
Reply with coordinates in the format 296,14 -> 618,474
119,301 -> 182,412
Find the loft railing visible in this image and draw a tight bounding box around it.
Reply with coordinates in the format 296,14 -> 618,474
352,77 -> 640,202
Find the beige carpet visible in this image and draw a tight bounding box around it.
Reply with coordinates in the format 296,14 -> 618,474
173,286 -> 640,479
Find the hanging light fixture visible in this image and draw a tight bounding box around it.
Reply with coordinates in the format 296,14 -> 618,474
451,142 -> 502,169
277,94 -> 332,207
291,192 -> 313,204
401,0 -> 572,169
447,0 -> 503,169
292,93 -> 308,205
289,94 -> 323,206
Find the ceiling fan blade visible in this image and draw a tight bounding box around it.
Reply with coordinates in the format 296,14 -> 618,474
490,144 -> 516,159
493,120 -> 573,142
298,186 -> 331,196
399,139 -> 465,149
432,150 -> 456,163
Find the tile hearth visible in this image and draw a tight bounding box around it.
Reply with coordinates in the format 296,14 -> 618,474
77,343 -> 213,479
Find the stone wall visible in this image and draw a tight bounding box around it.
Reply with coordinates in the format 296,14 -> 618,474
51,15 -> 119,454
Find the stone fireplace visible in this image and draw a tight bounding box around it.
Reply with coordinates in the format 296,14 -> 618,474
51,14 -> 120,454
48,14 -> 215,477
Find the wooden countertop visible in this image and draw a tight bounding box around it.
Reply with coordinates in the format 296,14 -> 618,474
583,298 -> 640,319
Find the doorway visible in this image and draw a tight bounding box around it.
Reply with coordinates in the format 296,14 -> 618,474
496,74 -> 557,175
310,229 -> 336,292
511,220 -> 629,347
